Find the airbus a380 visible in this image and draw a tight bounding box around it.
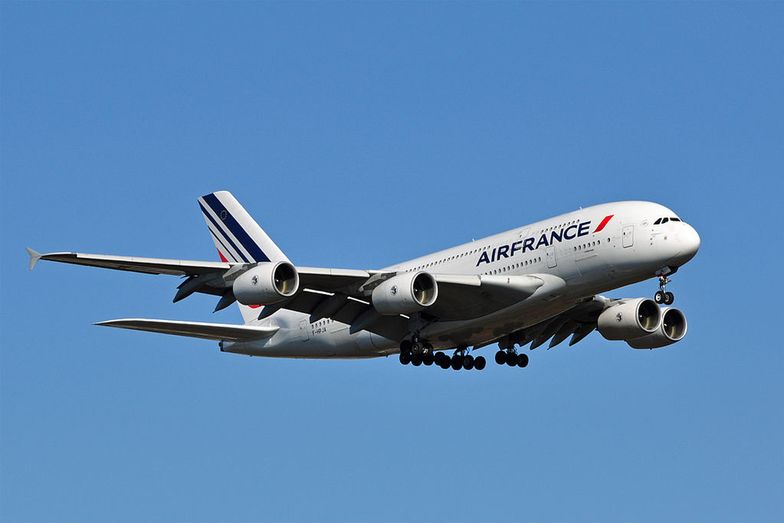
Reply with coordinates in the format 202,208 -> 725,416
28,191 -> 700,371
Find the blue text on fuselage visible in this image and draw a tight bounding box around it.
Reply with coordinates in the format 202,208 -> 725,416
476,221 -> 591,266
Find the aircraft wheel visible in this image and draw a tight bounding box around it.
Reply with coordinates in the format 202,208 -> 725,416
664,292 -> 675,305
451,356 -> 463,371
399,351 -> 411,365
495,351 -> 506,365
462,355 -> 475,370
506,353 -> 517,367
411,354 -> 422,366
474,356 -> 486,370
655,290 -> 665,304
422,352 -> 434,366
517,353 -> 529,368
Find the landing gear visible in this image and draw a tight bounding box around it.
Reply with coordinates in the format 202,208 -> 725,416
399,340 -> 485,371
655,275 -> 675,305
400,339 -> 429,366
435,351 -> 450,369
441,347 -> 484,371
495,348 -> 529,369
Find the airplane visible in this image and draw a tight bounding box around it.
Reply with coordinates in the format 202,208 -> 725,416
27,191 -> 700,371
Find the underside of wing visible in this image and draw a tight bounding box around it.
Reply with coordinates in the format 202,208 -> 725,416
96,318 -> 279,341
428,274 -> 544,320
257,272 -> 547,341
496,296 -> 611,351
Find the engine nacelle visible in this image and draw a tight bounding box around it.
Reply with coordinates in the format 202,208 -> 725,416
372,272 -> 438,315
597,298 -> 661,341
627,308 -> 688,349
232,261 -> 299,306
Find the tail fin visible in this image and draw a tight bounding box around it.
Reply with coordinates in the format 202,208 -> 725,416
198,191 -> 289,324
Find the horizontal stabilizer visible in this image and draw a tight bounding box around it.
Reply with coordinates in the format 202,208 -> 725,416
96,318 -> 278,341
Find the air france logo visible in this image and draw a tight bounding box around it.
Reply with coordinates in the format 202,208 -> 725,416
476,215 -> 614,267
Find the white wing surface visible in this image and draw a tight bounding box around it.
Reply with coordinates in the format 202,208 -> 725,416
95,319 -> 278,341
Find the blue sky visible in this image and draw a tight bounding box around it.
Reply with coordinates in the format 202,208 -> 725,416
1,2 -> 783,522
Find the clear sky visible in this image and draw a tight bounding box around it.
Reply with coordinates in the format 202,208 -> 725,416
1,2 -> 783,522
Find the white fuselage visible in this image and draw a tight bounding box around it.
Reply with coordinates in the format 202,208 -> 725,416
222,201 -> 700,358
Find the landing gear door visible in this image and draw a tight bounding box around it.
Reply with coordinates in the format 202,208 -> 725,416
546,245 -> 557,268
622,225 -> 634,248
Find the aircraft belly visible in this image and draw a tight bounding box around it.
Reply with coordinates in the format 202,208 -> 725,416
223,321 -> 396,359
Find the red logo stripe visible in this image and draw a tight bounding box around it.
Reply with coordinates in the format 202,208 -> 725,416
593,214 -> 614,233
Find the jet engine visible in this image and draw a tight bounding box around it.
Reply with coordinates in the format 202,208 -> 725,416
372,272 -> 438,315
597,298 -> 661,341
627,308 -> 688,349
232,261 -> 299,305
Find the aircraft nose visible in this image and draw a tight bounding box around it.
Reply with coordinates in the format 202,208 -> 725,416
677,223 -> 701,263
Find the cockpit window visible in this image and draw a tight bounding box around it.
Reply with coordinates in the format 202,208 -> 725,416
654,218 -> 662,225
662,217 -> 669,224
670,217 -> 680,222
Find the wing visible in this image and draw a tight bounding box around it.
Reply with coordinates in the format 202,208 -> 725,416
96,318 -> 279,341
27,248 -> 374,299
29,248 -> 550,341
231,272 -> 547,341
27,249 -> 232,276
495,295 -> 615,351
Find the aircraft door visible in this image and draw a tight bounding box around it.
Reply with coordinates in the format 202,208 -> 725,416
622,225 -> 634,248
298,319 -> 310,341
546,245 -> 557,268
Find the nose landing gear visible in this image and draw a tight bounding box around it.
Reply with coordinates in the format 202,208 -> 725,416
654,275 -> 675,305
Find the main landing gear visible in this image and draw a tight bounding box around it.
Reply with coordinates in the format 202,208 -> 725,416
654,275 -> 675,305
399,341 -> 486,371
494,349 -> 529,368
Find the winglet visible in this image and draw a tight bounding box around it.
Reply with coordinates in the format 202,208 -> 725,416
26,248 -> 42,271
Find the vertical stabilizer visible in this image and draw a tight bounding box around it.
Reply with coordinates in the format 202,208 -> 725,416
198,191 -> 290,324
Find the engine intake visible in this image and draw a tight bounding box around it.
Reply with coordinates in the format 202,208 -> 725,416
627,308 -> 688,349
233,261 -> 299,306
372,272 -> 438,315
597,298 -> 661,341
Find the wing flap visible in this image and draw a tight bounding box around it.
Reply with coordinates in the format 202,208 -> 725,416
96,318 -> 278,341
